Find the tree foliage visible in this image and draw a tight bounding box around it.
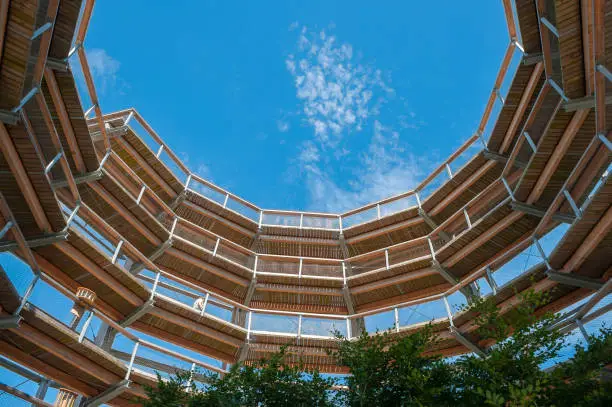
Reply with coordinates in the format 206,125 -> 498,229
141,289 -> 611,406
141,348 -> 339,407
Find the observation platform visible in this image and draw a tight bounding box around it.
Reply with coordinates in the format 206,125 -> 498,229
0,0 -> 610,405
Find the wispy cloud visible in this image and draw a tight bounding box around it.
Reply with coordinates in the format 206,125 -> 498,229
286,27 -> 392,148
277,119 -> 290,133
286,25 -> 426,213
71,47 -> 127,102
302,121 -> 426,212
85,48 -> 122,95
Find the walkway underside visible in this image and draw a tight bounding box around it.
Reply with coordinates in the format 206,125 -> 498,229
0,0 -> 611,405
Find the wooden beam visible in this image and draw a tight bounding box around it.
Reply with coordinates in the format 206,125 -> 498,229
527,109 -> 590,204
43,69 -> 86,173
443,211 -> 524,268
581,0 -> 594,95
354,283 -> 449,313
54,241 -> 143,306
478,44 -> 515,136
345,216 -> 424,245
10,323 -> 121,385
350,267 -> 438,294
0,123 -> 52,232
0,382 -> 54,407
88,181 -> 162,246
430,160 -> 497,216
561,204 -> 612,273
166,246 -> 250,286
148,307 -> 243,347
0,0 -> 8,66
115,137 -> 177,198
0,340 -> 96,396
182,201 -> 255,238
500,62 -> 545,154
132,322 -> 236,363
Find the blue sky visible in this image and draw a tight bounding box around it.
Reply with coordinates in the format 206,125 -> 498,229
3,2 -> 610,403
79,0 -> 510,212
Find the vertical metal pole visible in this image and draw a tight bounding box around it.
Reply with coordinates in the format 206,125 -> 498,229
427,237 -> 437,261
346,318 -> 352,339
111,240 -> 124,264
246,311 -> 253,341
394,307 -> 400,332
485,267 -> 498,295
32,379 -> 49,407
384,250 -> 390,270
213,238 -> 220,257
222,193 -> 229,208
298,258 -> 303,278
464,208 -> 472,229
199,293 -> 210,316
78,311 -> 94,343
136,185 -> 146,205
376,204 -> 381,219
125,341 -> 140,380
151,271 -> 161,298
443,296 -> 454,327
297,314 -> 303,338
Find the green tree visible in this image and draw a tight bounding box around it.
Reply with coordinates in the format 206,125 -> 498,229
333,326 -> 456,406
142,289 -> 611,406
141,347 -> 339,407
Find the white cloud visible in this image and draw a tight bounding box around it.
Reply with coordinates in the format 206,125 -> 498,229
285,25 -> 427,213
302,121 -> 426,212
277,120 -> 290,133
286,27 -> 392,148
85,48 -> 121,95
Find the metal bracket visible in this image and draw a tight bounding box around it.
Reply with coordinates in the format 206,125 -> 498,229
82,379 -> 130,406
120,299 -> 155,327
449,326 -> 486,358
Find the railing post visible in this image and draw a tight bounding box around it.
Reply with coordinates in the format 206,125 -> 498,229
346,318 -> 352,339
78,310 -> 94,343
156,144 -> 164,158
485,267 -> 498,295
246,311 -> 253,341
443,296 -> 454,327
394,307 -> 399,332
111,240 -> 124,265
125,341 -> 140,380
384,250 -> 390,270
463,208 -> 472,229
200,293 -> 210,316
213,238 -> 220,257
150,271 -> 161,299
